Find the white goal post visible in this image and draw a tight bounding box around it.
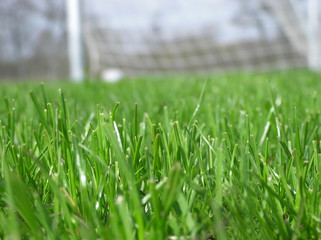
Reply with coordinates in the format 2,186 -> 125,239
66,0 -> 84,81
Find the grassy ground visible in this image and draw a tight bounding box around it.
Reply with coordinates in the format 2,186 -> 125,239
0,70 -> 321,239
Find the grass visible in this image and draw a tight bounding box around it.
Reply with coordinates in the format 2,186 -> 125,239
0,70 -> 321,239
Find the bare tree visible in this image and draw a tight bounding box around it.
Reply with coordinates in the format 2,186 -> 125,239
0,0 -> 67,80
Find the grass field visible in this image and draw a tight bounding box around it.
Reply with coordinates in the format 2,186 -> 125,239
0,70 -> 321,239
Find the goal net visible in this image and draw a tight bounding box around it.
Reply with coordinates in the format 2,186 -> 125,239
83,0 -> 320,78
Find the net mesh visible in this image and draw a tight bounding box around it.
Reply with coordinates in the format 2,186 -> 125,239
84,0 -> 311,77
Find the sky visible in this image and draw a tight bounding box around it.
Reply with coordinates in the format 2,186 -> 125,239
84,0 -> 280,44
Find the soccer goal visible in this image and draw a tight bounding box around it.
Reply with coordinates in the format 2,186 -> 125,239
83,0 -> 320,78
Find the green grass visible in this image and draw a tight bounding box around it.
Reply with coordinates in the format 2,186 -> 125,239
1,70 -> 321,239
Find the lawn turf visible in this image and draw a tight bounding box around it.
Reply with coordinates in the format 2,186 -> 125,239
0,70 -> 321,239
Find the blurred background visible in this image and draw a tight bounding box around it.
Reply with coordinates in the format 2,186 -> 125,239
0,0 -> 320,81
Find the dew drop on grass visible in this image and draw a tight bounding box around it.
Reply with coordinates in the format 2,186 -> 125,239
95,201 -> 100,210
80,171 -> 86,187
